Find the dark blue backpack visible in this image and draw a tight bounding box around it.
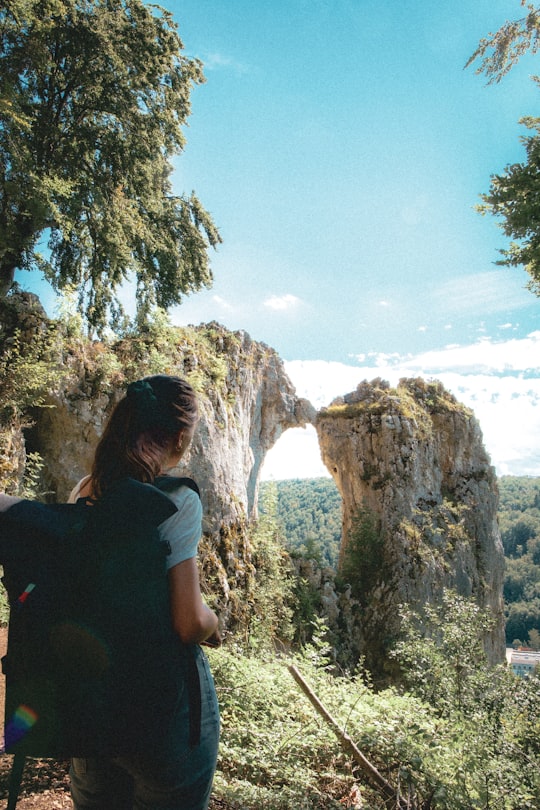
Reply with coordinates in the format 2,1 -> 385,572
0,476 -> 201,809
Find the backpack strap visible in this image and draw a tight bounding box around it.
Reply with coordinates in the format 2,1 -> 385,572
7,753 -> 26,810
154,475 -> 200,498
154,474 -> 203,747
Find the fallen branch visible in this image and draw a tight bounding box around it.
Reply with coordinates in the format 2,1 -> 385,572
288,664 -> 409,810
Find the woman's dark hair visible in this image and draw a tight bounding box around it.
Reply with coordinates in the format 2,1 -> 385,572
90,375 -> 198,497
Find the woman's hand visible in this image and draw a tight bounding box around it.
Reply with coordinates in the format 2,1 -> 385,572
201,629 -> 222,648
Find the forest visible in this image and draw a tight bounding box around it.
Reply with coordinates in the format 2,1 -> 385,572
499,476 -> 540,647
262,474 -> 540,648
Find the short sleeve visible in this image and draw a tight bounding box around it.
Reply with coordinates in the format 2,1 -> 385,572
158,486 -> 202,570
68,475 -> 91,504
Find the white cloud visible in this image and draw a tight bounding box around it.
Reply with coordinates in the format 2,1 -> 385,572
397,331 -> 540,376
433,270 -> 533,317
261,333 -> 540,480
434,372 -> 540,477
202,52 -> 249,75
212,295 -> 233,311
263,294 -> 301,311
261,425 -> 328,480
282,359 -> 364,409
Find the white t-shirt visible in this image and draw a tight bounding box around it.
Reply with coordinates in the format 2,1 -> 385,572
69,477 -> 202,570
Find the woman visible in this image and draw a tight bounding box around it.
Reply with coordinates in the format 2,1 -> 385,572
69,374 -> 220,810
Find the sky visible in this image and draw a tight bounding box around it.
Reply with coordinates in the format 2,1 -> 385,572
16,0 -> 540,479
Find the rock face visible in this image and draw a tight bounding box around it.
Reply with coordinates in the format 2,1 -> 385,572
0,294 -> 507,668
33,324 -> 314,512
316,377 -> 506,681
28,322 -> 315,627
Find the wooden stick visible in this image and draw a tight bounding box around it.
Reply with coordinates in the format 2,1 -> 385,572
288,664 -> 409,809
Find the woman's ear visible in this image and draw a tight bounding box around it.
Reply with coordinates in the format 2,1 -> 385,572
176,431 -> 185,452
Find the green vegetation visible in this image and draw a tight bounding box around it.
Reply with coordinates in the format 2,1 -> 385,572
206,588 -> 540,809
244,482 -> 295,652
260,477 -> 341,567
339,503 -> 383,605
55,305 -> 238,401
321,378 -> 469,422
0,326 -> 65,429
0,305 -> 68,492
318,379 -> 471,453
0,329 -> 539,804
265,474 -> 540,647
2,2 -> 539,803
467,4 -> 540,295
0,0 -> 220,331
499,475 -> 540,647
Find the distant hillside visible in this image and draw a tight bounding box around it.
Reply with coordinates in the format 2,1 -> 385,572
263,475 -> 540,646
498,475 -> 540,646
260,477 -> 341,567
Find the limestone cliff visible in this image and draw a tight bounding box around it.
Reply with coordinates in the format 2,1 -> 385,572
316,377 -> 506,680
32,324 -> 315,514
0,301 -> 314,627
0,293 -> 507,669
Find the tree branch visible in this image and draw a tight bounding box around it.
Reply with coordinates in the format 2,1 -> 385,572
288,665 -> 410,809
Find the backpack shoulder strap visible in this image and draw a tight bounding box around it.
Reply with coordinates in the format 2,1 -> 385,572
154,475 -> 200,498
152,474 -> 202,747
7,752 -> 26,810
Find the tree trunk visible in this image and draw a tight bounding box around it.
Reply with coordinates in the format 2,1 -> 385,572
0,262 -> 17,297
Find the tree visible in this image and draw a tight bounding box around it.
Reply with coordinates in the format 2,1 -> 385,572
466,4 -> 540,84
529,627 -> 540,648
0,0 -> 221,332
339,503 -> 383,607
467,4 -> 540,295
246,481 -> 295,651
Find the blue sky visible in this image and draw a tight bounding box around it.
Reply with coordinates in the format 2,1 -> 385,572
16,0 -> 540,477
165,0 -> 538,357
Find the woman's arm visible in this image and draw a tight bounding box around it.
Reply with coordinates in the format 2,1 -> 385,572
168,557 -> 220,645
68,475 -> 92,503
0,494 -> 22,512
